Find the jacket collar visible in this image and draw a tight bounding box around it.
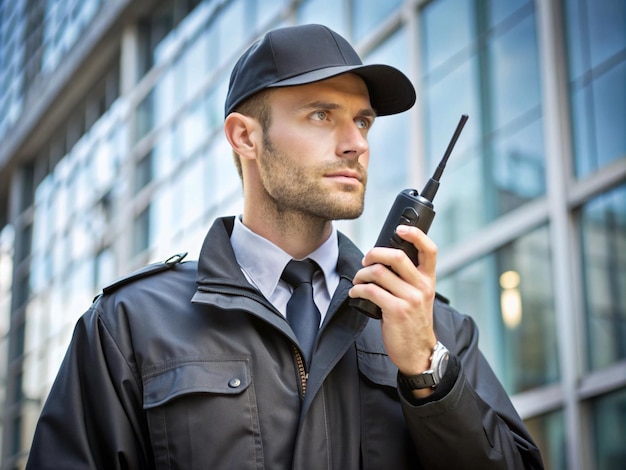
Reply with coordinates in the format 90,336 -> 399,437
195,216 -> 364,289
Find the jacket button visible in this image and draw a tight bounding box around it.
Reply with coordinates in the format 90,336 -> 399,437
228,378 -> 241,388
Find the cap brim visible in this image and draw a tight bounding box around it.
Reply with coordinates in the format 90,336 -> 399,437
268,64 -> 416,116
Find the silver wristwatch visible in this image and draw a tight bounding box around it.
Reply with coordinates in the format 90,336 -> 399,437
398,341 -> 450,390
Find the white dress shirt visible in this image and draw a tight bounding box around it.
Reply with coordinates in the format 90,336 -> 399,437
229,215 -> 340,326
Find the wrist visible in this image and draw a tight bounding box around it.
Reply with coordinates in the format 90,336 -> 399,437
397,341 -> 450,391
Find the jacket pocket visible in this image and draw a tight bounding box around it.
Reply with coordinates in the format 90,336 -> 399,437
141,356 -> 263,470
143,357 -> 251,408
355,326 -> 397,388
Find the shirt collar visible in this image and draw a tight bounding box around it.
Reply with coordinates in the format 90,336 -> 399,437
230,215 -> 339,300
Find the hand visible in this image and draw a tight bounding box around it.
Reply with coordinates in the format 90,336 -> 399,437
349,225 -> 438,384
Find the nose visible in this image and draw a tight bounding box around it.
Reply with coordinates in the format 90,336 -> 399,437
336,121 -> 368,159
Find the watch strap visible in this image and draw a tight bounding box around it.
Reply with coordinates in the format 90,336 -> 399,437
398,370 -> 437,389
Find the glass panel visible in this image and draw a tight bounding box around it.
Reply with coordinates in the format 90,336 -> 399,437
180,98 -> 207,158
217,0 -> 247,63
352,0 -> 402,41
154,68 -> 176,129
488,14 -> 541,130
153,128 -> 176,180
584,0 -> 626,70
491,119 -> 546,214
149,1 -> 176,67
257,0 -> 287,25
135,90 -> 154,143
183,30 -> 209,101
593,63 -> 626,171
580,184 -> 626,370
487,0 -> 532,28
297,0 -> 347,37
134,152 -> 153,194
422,0 -> 474,73
95,247 -> 116,289
524,409 -> 567,470
179,156 -> 204,228
564,0 -> 626,178
151,187 -> 175,250
437,225 -> 558,394
591,388 -> 626,469
134,206 -> 151,254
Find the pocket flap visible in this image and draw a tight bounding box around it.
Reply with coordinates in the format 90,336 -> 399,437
143,358 -> 251,409
356,348 -> 398,388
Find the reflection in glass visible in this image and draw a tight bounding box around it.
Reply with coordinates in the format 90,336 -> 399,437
580,184 -> 626,370
437,225 -> 558,394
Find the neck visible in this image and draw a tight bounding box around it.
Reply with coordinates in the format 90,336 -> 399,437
242,200 -> 332,260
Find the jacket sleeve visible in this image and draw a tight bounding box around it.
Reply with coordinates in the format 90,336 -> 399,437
399,302 -> 544,469
26,300 -> 152,469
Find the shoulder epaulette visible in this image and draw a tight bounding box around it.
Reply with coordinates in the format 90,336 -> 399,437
94,252 -> 188,302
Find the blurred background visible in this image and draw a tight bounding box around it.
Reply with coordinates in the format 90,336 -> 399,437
0,0 -> 624,468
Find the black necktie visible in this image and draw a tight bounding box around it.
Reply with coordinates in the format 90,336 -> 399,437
281,259 -> 321,364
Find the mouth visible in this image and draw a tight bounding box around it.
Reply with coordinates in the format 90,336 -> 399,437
324,170 -> 363,185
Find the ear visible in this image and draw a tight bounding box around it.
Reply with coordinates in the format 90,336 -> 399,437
224,112 -> 262,160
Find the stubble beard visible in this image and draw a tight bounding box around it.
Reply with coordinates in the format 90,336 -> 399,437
258,133 -> 367,222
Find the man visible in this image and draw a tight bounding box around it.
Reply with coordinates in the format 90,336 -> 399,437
27,24 -> 543,469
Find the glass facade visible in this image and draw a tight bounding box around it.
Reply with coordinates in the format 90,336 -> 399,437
0,0 -> 624,468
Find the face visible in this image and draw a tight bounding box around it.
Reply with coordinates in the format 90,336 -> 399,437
254,73 -> 375,221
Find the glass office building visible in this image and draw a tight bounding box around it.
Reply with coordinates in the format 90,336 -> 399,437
0,0 -> 624,468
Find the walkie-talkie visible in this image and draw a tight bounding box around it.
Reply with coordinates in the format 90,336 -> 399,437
350,114 -> 468,319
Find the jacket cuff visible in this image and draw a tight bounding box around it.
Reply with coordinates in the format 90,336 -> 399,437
397,354 -> 460,406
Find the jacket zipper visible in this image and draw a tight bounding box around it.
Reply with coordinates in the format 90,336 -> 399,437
293,345 -> 308,398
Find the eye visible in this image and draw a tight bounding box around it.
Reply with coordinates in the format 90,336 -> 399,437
311,110 -> 328,121
355,116 -> 372,129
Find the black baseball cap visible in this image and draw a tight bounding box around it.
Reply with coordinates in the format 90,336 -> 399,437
224,24 -> 416,118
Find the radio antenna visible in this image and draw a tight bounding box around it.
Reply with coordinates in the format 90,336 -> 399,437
421,114 -> 468,202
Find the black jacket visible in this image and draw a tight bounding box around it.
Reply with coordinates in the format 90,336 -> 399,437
27,216 -> 543,469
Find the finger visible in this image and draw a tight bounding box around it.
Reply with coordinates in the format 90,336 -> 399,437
393,225 -> 438,275
351,261 -> 432,310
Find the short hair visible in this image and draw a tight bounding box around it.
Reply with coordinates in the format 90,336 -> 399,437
230,89 -> 273,180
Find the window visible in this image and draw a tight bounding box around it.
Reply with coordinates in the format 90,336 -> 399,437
564,0 -> 626,178
580,184 -> 626,370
